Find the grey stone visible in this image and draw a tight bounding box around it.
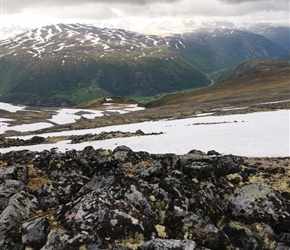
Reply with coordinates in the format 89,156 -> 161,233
0,180 -> 27,198
228,182 -> 290,225
0,165 -> 28,184
20,216 -> 50,248
40,229 -> 70,250
181,213 -> 229,249
0,191 -> 38,232
138,238 -> 197,250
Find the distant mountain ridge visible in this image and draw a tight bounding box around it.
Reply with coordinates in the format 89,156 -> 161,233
0,23 -> 288,106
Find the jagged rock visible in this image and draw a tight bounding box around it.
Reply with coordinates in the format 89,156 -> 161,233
0,191 -> 38,231
189,182 -> 225,225
137,239 -> 197,250
124,184 -> 158,220
57,176 -> 157,245
181,213 -> 230,249
40,229 -> 70,250
212,154 -> 243,177
133,160 -> 163,180
0,150 -> 36,166
32,173 -> 90,211
20,216 -> 50,248
0,165 -> 28,184
251,222 -> 278,249
0,146 -> 289,249
0,179 -> 27,198
0,191 -> 38,248
227,182 -> 290,226
223,222 -> 262,249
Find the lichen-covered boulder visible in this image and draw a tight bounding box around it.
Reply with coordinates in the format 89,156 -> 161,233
223,221 -> 261,249
227,182 -> 290,226
212,155 -> 243,177
32,173 -> 90,210
181,213 -> 230,249
189,182 -> 226,225
57,176 -> 158,246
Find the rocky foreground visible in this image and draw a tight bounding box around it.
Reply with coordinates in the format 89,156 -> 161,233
0,146 -> 289,249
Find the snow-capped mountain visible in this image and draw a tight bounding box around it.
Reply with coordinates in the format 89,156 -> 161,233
1,23 -> 175,60
0,23 -> 288,106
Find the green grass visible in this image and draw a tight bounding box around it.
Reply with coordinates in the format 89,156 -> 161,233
55,88 -> 104,104
129,95 -> 159,105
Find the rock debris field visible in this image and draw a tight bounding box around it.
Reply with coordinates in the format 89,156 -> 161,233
0,146 -> 290,249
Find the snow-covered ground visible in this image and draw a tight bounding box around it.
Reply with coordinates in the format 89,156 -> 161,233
1,122 -> 54,133
0,102 -> 144,133
1,105 -> 289,157
0,102 -> 25,113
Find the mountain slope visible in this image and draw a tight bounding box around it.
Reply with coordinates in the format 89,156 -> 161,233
171,28 -> 288,73
245,24 -> 290,50
0,24 -> 210,105
0,24 -> 288,106
146,59 -> 290,108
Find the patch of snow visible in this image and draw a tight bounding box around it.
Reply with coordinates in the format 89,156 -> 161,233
178,40 -> 185,48
48,109 -> 84,125
2,122 -> 53,133
66,30 -> 80,38
44,28 -> 53,42
48,109 -> 105,125
0,103 -> 25,113
194,113 -> 215,117
3,110 -> 289,158
0,118 -> 14,122
82,111 -> 104,119
220,107 -> 248,111
259,99 -> 290,105
54,24 -> 62,33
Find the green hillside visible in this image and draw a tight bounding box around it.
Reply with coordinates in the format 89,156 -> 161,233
1,55 -> 210,106
146,59 -> 290,108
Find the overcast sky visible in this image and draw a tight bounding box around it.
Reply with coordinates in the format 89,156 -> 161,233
1,0 -> 289,34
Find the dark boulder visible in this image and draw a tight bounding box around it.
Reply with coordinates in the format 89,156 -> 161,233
20,216 -> 50,248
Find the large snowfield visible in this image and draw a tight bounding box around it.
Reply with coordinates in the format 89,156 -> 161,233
1,102 -> 289,157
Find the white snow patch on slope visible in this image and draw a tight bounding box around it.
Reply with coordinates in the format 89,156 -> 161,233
3,110 -> 289,158
48,109 -> 104,125
0,103 -> 25,113
2,122 -> 53,133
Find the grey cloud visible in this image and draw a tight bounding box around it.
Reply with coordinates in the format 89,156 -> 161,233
2,0 -> 288,27
2,0 -> 181,14
219,0 -> 288,4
